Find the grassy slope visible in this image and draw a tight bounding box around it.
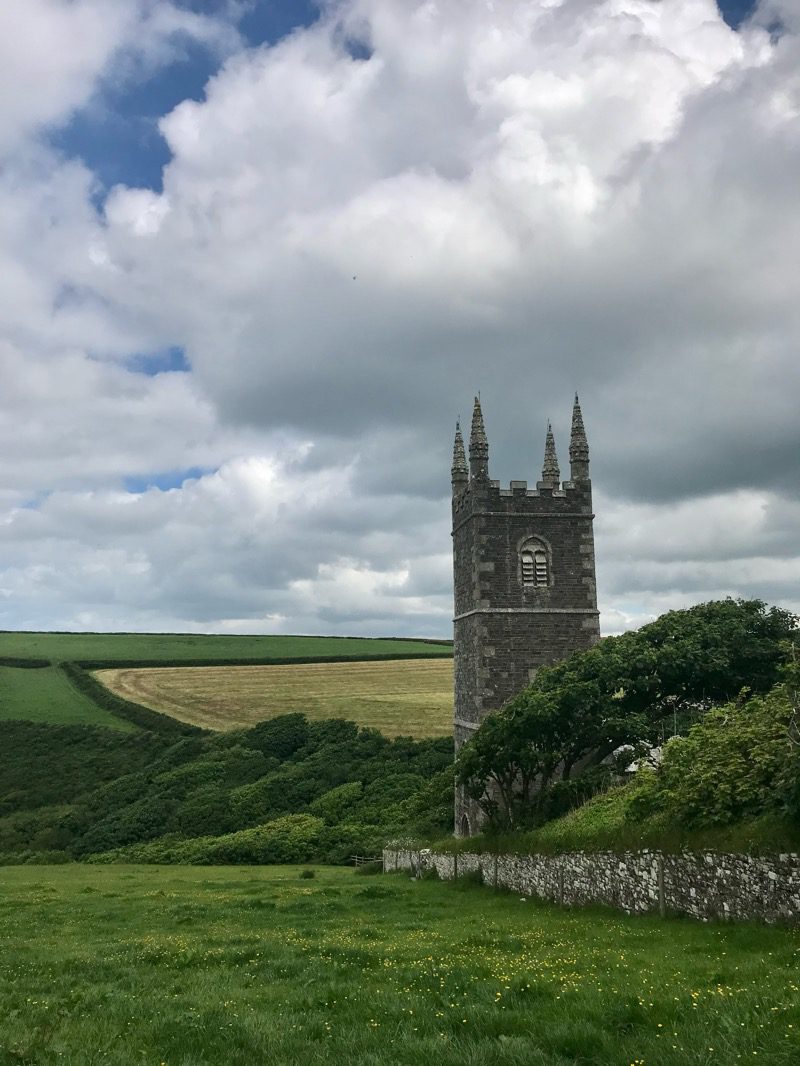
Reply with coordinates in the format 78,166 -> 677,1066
96,658 -> 454,737
1,865 -> 799,1066
0,664 -> 135,732
0,631 -> 452,663
436,782 -> 800,857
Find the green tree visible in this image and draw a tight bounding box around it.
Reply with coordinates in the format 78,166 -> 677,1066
456,599 -> 797,829
629,682 -> 800,828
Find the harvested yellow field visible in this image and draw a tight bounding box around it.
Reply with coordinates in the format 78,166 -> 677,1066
95,658 -> 454,737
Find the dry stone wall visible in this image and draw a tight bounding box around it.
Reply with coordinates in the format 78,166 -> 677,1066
383,846 -> 800,925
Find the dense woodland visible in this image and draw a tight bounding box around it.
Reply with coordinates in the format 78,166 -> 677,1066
0,715 -> 452,865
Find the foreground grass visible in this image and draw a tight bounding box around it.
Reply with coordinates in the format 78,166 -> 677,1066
1,866 -> 798,1065
0,632 -> 452,664
95,658 -> 454,737
0,665 -> 132,731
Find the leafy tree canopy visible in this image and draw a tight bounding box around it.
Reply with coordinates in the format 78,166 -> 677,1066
456,599 -> 798,829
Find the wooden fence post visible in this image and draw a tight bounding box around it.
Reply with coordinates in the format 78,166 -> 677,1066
453,853 -> 458,882
658,855 -> 666,918
558,867 -> 565,907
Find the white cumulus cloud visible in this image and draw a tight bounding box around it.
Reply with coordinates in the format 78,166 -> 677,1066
1,0 -> 799,635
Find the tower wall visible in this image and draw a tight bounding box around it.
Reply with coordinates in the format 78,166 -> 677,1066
452,404 -> 599,836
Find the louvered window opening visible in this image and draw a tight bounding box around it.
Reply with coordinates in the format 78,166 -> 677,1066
521,548 -> 549,587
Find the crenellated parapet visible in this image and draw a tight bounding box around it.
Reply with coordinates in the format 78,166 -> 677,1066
452,478 -> 593,519
452,394 -> 591,502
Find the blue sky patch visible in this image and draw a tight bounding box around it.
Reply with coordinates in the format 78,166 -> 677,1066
124,467 -> 209,494
49,34 -> 221,193
238,0 -> 320,48
127,347 -> 191,376
718,0 -> 757,29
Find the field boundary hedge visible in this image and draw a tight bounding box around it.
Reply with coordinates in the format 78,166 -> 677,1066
78,652 -> 451,670
0,657 -> 52,668
60,662 -> 203,736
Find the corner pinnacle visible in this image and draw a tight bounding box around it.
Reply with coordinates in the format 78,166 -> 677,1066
451,421 -> 468,485
569,393 -> 589,479
469,396 -> 489,480
541,421 -> 561,485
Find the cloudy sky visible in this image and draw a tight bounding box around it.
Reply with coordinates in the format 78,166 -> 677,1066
0,0 -> 797,638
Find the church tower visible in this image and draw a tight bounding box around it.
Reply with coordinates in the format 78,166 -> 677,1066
451,395 -> 600,836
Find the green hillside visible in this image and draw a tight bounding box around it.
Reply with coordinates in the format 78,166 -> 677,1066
0,630 -> 452,664
1,864 -> 799,1066
0,632 -> 452,731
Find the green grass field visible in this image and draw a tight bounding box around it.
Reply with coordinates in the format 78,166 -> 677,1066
95,658 -> 454,737
0,665 -> 134,731
0,631 -> 452,664
1,864 -> 798,1066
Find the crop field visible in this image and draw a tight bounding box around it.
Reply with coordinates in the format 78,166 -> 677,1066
1,865 -> 798,1066
0,664 -> 133,731
0,632 -> 451,730
95,658 -> 454,736
0,631 -> 452,665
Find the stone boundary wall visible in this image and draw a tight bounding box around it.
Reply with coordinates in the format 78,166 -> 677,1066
383,846 -> 800,925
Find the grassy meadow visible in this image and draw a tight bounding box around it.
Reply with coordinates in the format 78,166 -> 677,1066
0,664 -> 134,731
95,658 -> 454,737
0,631 -> 452,665
1,864 -> 799,1066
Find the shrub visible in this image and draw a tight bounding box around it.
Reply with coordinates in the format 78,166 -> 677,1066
244,714 -> 310,760
62,662 -> 200,735
300,869 -> 315,879
169,787 -> 237,839
628,684 -> 800,828
75,794 -> 179,856
3,711 -> 455,865
318,821 -> 386,865
354,860 -> 383,876
308,781 -> 363,823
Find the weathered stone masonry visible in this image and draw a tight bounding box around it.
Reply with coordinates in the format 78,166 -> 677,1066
451,396 -> 600,835
383,847 -> 800,926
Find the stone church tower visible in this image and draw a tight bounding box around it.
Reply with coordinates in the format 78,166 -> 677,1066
451,395 -> 600,836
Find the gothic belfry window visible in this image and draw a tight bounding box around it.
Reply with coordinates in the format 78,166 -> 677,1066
520,539 -> 550,587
